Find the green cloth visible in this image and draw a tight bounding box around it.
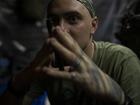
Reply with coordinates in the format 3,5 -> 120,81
77,0 -> 95,17
23,41 -> 140,105
93,41 -> 140,105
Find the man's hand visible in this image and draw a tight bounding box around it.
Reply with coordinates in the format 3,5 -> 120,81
40,26 -> 93,82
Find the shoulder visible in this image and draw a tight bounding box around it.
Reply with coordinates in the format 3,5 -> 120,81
93,41 -> 140,83
94,41 -> 137,59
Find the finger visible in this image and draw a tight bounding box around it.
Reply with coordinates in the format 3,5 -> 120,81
42,67 -> 80,81
48,37 -> 83,70
42,67 -> 71,79
52,27 -> 82,57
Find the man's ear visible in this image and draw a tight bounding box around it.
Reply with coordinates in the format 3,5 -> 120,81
91,16 -> 98,34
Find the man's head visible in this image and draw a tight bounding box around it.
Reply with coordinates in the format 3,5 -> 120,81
46,0 -> 97,49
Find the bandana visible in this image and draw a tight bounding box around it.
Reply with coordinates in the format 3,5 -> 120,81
77,0 -> 95,17
47,0 -> 95,17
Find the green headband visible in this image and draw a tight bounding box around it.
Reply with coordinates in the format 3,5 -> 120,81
47,0 -> 95,17
77,0 -> 95,17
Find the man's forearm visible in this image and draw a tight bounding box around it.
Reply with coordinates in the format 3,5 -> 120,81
0,69 -> 32,105
87,62 -> 125,105
8,67 -> 34,96
9,44 -> 53,94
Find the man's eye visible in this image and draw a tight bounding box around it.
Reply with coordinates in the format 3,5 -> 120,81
66,16 -> 80,24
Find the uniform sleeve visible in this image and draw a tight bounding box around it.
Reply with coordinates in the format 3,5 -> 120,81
120,56 -> 140,105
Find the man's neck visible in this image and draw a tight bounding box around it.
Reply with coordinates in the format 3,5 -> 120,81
83,41 -> 95,59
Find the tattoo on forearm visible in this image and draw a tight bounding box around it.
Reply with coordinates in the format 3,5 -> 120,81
88,62 -> 124,104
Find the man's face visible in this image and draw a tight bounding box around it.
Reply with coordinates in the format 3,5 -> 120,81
47,0 -> 97,49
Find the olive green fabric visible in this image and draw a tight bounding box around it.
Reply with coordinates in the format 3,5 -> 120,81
77,0 -> 95,17
93,41 -> 140,105
22,41 -> 140,105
